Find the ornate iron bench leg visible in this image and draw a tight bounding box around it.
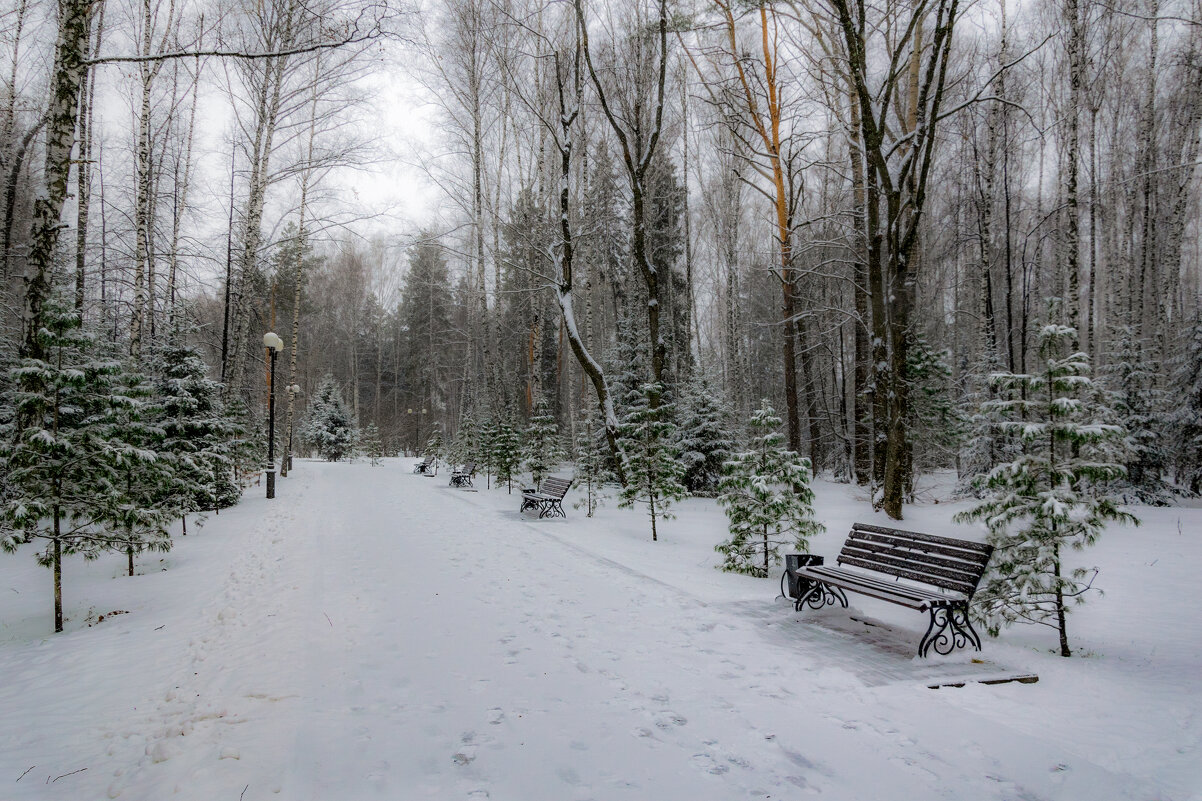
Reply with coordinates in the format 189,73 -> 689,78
793,581 -> 848,611
521,496 -> 537,513
919,603 -> 981,657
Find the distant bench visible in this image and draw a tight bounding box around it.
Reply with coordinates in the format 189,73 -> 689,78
413,455 -> 434,475
782,523 -> 993,657
520,476 -> 571,519
450,462 -> 475,488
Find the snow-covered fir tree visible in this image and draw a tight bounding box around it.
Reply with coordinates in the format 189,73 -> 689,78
424,427 -> 446,469
618,382 -> 686,541
478,416 -> 499,489
955,314 -> 1137,657
302,374 -> 355,461
573,402 -> 609,517
716,400 -> 824,577
223,398 -> 260,497
675,376 -> 733,497
905,337 -> 962,489
491,418 -> 521,493
523,400 -> 564,487
1173,321 -> 1202,494
956,339 -> 1018,497
360,423 -> 385,465
449,413 -> 482,470
1101,326 -> 1172,503
149,341 -> 240,528
107,359 -> 177,577
0,299 -> 160,632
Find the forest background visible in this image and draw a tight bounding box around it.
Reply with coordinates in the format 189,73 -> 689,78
2,0 -> 1201,526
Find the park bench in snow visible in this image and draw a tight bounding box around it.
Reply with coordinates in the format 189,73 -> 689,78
782,523 -> 993,657
520,476 -> 572,519
413,455 -> 435,475
450,462 -> 476,488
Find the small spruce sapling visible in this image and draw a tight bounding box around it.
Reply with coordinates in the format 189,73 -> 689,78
955,313 -> 1136,657
360,423 -> 385,465
491,419 -> 521,493
618,382 -> 687,541
716,400 -> 824,577
573,403 -> 609,517
523,400 -> 564,487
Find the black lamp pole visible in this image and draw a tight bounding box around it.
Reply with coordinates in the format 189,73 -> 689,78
267,346 -> 278,499
264,332 -> 283,499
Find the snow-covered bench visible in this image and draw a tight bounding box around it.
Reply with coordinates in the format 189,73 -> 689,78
782,523 -> 994,657
520,476 -> 571,519
413,455 -> 435,475
450,462 -> 475,488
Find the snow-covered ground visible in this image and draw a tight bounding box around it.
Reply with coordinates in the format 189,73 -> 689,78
0,459 -> 1198,800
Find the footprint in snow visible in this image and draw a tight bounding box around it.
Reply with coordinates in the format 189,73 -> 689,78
487,708 -> 505,725
653,712 -> 687,729
691,753 -> 730,775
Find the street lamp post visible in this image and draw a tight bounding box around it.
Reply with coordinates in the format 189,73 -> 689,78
263,332 -> 285,499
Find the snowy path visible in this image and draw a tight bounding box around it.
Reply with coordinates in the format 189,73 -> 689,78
1,460 -> 1198,800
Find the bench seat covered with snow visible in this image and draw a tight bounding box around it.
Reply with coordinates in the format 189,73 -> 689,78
520,477 -> 571,519
782,523 -> 993,657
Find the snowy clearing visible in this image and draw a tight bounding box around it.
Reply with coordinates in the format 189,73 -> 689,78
0,459 -> 1198,800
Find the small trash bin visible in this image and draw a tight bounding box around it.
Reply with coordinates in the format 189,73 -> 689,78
783,553 -> 824,600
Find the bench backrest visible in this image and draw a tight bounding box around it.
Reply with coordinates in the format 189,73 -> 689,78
539,476 -> 572,499
836,523 -> 993,598
461,462 -> 475,473
419,455 -> 433,465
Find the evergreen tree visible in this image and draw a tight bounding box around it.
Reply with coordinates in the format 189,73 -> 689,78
956,340 -> 1019,497
523,400 -> 564,486
1173,321 -> 1202,494
302,375 -> 355,461
573,402 -> 609,517
449,413 -> 482,469
223,398 -> 261,498
107,358 -> 176,577
149,341 -> 239,529
716,400 -> 824,577
905,337 -> 962,488
0,299 -> 160,632
491,418 -> 521,493
360,423 -> 384,465
424,426 -> 445,467
618,382 -> 687,541
1102,326 -> 1172,503
676,376 -> 734,496
955,315 -> 1137,657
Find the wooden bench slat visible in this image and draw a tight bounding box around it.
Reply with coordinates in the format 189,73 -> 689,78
838,545 -> 985,588
851,523 -> 993,556
836,555 -> 979,595
840,539 -> 989,574
845,531 -> 993,566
